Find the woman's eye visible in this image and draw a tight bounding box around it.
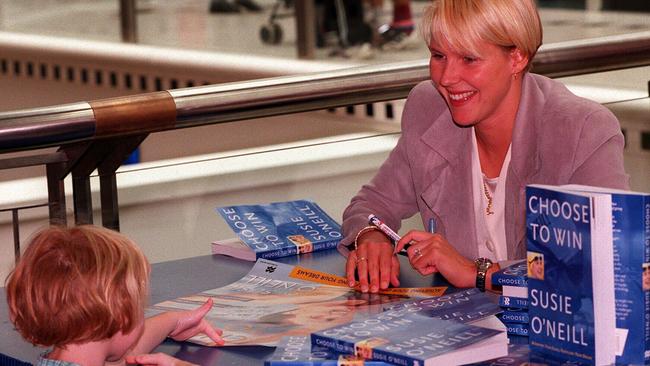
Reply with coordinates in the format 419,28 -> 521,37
430,52 -> 445,60
463,56 -> 478,63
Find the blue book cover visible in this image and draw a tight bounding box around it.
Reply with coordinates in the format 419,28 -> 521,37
498,310 -> 529,324
526,185 -> 616,365
266,336 -> 390,365
216,200 -> 342,260
499,296 -> 528,309
491,260 -> 528,287
468,343 -> 589,365
382,288 -> 502,324
311,311 -> 508,366
562,185 -> 650,364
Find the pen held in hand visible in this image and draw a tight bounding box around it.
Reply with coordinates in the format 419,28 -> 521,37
367,214 -> 417,257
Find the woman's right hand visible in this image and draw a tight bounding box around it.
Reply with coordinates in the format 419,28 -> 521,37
346,230 -> 400,293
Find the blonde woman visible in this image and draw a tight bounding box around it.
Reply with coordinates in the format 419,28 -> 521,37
341,0 -> 628,293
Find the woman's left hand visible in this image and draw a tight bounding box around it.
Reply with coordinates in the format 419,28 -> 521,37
395,231 -> 476,288
168,298 -> 225,345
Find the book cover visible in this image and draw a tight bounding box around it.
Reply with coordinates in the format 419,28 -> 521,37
526,184 -> 616,365
468,343 -> 587,366
215,200 -> 342,260
491,260 -> 527,288
147,259 -> 446,347
498,310 -> 529,324
382,288 -> 502,324
561,185 -> 650,365
311,311 -> 508,366
499,296 -> 527,309
265,336 -> 390,365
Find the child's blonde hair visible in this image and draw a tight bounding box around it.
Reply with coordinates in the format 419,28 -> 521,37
420,0 -> 543,71
5,225 -> 149,348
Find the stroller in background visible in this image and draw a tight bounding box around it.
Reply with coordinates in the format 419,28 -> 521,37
259,0 -> 373,52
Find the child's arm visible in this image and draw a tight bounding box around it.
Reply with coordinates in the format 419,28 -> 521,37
129,298 -> 224,355
125,352 -> 197,366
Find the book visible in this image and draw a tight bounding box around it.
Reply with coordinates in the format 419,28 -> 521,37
561,185 -> 650,365
265,336 -> 390,365
498,310 -> 529,324
504,323 -> 529,337
147,258 -> 447,347
491,260 -> 527,288
526,184 -> 616,365
215,200 -> 342,260
498,296 -> 527,309
311,310 -> 508,366
501,285 -> 526,299
468,343 -> 587,366
466,343 -> 529,365
383,288 -> 502,324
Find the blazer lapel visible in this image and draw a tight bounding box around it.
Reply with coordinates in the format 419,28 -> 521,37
506,73 -> 544,259
419,110 -> 478,259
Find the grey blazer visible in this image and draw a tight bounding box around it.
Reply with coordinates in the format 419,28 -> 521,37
340,73 -> 629,260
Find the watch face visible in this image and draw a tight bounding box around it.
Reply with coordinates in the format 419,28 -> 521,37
475,258 -> 493,270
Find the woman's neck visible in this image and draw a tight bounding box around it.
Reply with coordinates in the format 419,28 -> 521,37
475,77 -> 522,178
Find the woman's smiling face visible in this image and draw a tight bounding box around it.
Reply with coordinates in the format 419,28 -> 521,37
428,39 -> 523,128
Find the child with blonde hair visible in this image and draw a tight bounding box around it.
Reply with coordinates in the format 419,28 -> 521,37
6,225 -> 224,366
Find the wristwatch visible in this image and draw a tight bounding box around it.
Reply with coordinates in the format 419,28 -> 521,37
475,257 -> 493,292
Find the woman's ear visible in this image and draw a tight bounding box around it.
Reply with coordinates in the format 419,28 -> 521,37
510,48 -> 529,75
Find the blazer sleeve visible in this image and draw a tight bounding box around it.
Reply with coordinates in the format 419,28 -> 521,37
338,87 -> 430,254
569,108 -> 630,190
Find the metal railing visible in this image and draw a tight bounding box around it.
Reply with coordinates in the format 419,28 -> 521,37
1,31 -> 649,233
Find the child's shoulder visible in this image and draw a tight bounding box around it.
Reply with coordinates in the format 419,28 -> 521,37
36,353 -> 82,366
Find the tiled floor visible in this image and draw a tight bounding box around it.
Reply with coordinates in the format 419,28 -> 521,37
1,0 -> 649,65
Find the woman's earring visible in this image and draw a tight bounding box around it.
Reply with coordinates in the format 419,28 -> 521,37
513,73 -> 518,80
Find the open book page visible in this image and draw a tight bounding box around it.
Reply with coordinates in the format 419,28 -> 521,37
147,259 -> 446,346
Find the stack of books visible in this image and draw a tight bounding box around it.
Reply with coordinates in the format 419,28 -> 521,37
307,289 -> 509,366
491,260 -> 529,339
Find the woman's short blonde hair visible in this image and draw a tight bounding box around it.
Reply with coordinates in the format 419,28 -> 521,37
5,225 -> 150,348
421,0 -> 543,70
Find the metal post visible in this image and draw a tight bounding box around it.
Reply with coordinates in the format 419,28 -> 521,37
72,173 -> 94,225
120,0 -> 138,43
586,0 -> 603,11
46,162 -> 68,226
12,209 -> 20,263
294,0 -> 316,59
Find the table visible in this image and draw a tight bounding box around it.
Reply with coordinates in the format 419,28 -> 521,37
0,248 -> 446,365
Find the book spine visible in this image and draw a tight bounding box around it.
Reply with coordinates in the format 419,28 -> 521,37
311,334 -> 355,356
641,195 -> 650,363
311,238 -> 341,252
505,323 -> 529,337
370,348 -> 419,366
500,311 -> 529,324
492,275 -> 527,287
499,296 -> 528,309
259,246 -> 299,259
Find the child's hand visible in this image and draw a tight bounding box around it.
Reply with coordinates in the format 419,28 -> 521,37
168,298 -> 225,346
126,353 -> 197,366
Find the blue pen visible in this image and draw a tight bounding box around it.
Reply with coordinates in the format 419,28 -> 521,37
428,218 -> 436,234
399,218 -> 436,256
